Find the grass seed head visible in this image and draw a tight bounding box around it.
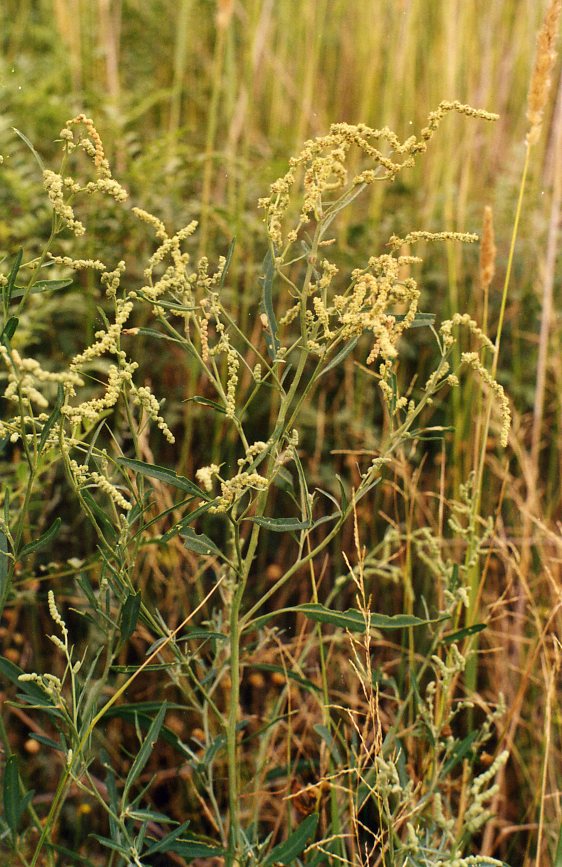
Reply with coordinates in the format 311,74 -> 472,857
526,0 -> 562,145
479,205 -> 496,291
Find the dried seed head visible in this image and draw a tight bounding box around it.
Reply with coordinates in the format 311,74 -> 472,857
526,0 -> 562,145
216,0 -> 234,29
479,205 -> 496,291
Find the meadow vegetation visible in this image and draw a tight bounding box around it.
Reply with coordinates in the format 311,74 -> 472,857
0,2 -> 561,866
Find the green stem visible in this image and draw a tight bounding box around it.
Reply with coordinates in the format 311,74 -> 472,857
226,581 -> 244,864
464,141 -> 531,685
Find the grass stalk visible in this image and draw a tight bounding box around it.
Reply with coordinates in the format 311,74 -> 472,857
530,73 -> 562,474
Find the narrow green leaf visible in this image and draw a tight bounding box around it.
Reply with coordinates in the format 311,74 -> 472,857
112,664 -> 180,675
202,732 -> 227,767
88,835 -> 130,856
160,500 -> 217,541
12,127 -> 45,171
10,278 -> 73,300
1,317 -> 19,345
38,385 -> 63,452
259,249 -> 280,360
394,311 -> 435,327
272,466 -> 294,492
101,751 -> 119,836
335,474 -> 348,512
319,337 -> 359,378
311,511 -> 340,529
102,707 -> 193,758
293,448 -> 312,523
176,627 -> 227,642
127,808 -> 173,823
75,572 -> 98,610
0,656 -> 53,705
184,395 -> 226,413
119,590 -> 142,644
295,603 -> 417,633
117,457 -> 210,500
355,476 -> 381,504
15,694 -> 64,718
28,733 -> 64,752
181,527 -> 222,557
135,326 -> 183,343
314,486 -> 341,513
4,249 -> 23,306
122,703 -> 167,803
18,517 -> 61,559
144,820 -> 192,855
246,516 -> 312,532
219,237 -> 236,289
167,839 -> 226,858
135,295 -> 195,312
0,531 -> 9,607
442,623 -> 487,644
81,490 -> 116,539
49,843 -> 97,865
251,603 -> 439,633
263,813 -> 319,865
3,755 -> 20,833
314,723 -> 342,764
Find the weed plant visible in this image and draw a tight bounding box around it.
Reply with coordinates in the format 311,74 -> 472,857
0,101 -> 522,867
0,2 -> 561,866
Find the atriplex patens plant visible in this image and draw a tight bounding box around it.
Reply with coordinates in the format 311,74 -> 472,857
0,104 -> 511,866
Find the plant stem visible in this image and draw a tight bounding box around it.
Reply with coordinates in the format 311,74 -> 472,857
464,140 -> 531,700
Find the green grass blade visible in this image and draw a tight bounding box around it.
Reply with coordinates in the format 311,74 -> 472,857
263,813 -> 319,865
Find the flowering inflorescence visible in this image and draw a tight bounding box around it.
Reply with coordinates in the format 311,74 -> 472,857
259,102 -> 497,249
132,208 -> 226,319
69,458 -> 131,511
196,441 -> 270,514
44,115 -> 127,236
281,252 -> 421,370
18,590 -> 80,706
0,119 -> 180,519
1,346 -> 84,413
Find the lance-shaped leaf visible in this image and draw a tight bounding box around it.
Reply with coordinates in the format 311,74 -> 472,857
119,589 -> 142,645
0,531 -> 9,608
251,602 -> 442,633
181,527 -> 222,557
3,249 -> 23,307
10,278 -> 73,300
259,249 -> 280,360
117,457 -> 211,500
263,813 -> 319,865
122,703 -> 167,804
38,385 -> 64,452
18,517 -> 61,559
246,516 -> 312,533
1,317 -> 19,345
